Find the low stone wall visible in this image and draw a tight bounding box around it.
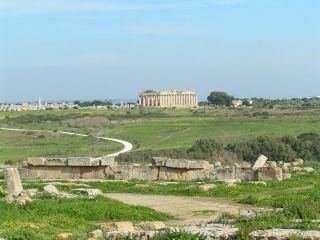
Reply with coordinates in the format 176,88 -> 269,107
18,155 -> 291,182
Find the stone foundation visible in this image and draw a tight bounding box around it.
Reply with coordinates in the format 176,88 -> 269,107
18,156 -> 286,182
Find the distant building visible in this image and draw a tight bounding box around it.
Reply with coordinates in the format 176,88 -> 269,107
37,97 -> 42,107
232,100 -> 243,107
139,90 -> 198,108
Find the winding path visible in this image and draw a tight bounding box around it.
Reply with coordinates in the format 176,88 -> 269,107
0,127 -> 132,157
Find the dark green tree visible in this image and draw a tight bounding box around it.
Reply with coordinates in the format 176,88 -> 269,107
207,91 -> 235,107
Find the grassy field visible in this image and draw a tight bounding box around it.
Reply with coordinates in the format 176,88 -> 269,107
0,130 -> 123,164
1,108 -> 320,159
0,107 -> 319,239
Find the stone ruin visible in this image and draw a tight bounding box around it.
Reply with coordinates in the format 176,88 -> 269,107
17,154 -> 311,181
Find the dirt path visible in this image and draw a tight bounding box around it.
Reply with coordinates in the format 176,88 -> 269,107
106,193 -> 253,226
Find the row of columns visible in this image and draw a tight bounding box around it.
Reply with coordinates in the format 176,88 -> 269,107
139,93 -> 198,107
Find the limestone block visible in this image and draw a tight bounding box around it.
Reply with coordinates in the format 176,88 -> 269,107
108,165 -> 133,180
27,157 -> 45,166
186,169 -> 211,180
20,189 -> 39,197
249,229 -> 320,240
234,167 -> 255,181
290,167 -> 301,173
139,221 -> 166,231
302,167 -> 314,172
159,167 -> 186,181
90,229 -> 103,239
248,181 -> 267,185
252,154 -> 268,171
38,166 -> 76,179
68,157 -> 99,166
99,222 -> 135,232
100,157 -> 115,166
72,188 -> 103,197
19,167 -> 40,179
80,166 -> 105,179
188,160 -> 211,169
266,161 -> 277,167
165,158 -> 189,169
214,162 -> 222,167
45,158 -> 68,166
57,233 -> 73,239
295,158 -> 304,165
132,166 -> 159,181
283,173 -> 292,180
4,168 -> 23,196
258,167 -> 283,181
283,163 -> 291,168
199,184 -> 216,191
151,157 -> 167,167
44,184 -> 59,194
292,161 -> 300,166
214,168 -> 235,180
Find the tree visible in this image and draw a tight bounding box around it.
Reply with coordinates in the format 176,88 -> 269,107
207,91 -> 235,107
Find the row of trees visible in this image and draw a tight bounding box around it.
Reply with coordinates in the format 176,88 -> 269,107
74,100 -> 113,107
117,133 -> 320,164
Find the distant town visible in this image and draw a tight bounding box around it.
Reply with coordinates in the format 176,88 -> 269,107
1,90 -> 320,112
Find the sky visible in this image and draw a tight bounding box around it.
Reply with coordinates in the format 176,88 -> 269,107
0,0 -> 319,103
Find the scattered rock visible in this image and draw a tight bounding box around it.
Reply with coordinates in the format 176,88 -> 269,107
14,195 -> 32,205
199,184 -> 216,191
249,228 -> 320,240
248,181 -> 267,185
4,168 -> 23,196
182,223 -> 238,239
20,189 -> 39,197
295,158 -> 304,165
138,221 -> 166,231
29,224 -> 40,229
99,222 -> 135,232
252,154 -> 268,171
290,167 -> 302,173
214,162 -> 222,167
57,233 -> 73,239
135,184 -> 149,188
90,229 -> 103,238
44,184 -> 59,194
283,173 -> 292,180
302,167 -> 314,172
72,188 -> 103,197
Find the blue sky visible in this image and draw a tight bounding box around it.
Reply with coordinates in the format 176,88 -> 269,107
0,0 -> 319,103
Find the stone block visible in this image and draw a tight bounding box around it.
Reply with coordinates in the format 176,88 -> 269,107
38,166 -> 75,179
151,157 -> 167,167
214,162 -> 222,167
165,158 -> 189,169
302,167 -> 314,172
44,184 -> 59,194
266,161 -> 277,167
99,222 -> 134,232
4,168 -> 23,196
68,157 -> 99,166
139,221 -> 166,231
235,167 -> 255,181
214,167 -> 235,180
27,157 -> 45,166
252,154 -> 268,171
108,165 -> 133,180
45,158 -> 68,166
283,173 -> 292,180
186,169 -> 211,180
80,166 -> 105,179
258,167 -> 283,181
132,166 -> 159,181
159,167 -> 186,181
19,167 -> 40,179
295,158 -> 304,165
100,157 -> 114,166
188,160 -> 211,169
72,188 -> 103,197
199,184 -> 216,191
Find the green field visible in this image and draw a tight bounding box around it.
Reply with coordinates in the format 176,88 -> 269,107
1,107 -> 320,164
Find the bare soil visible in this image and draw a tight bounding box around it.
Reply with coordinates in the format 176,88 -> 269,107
106,193 -> 253,226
